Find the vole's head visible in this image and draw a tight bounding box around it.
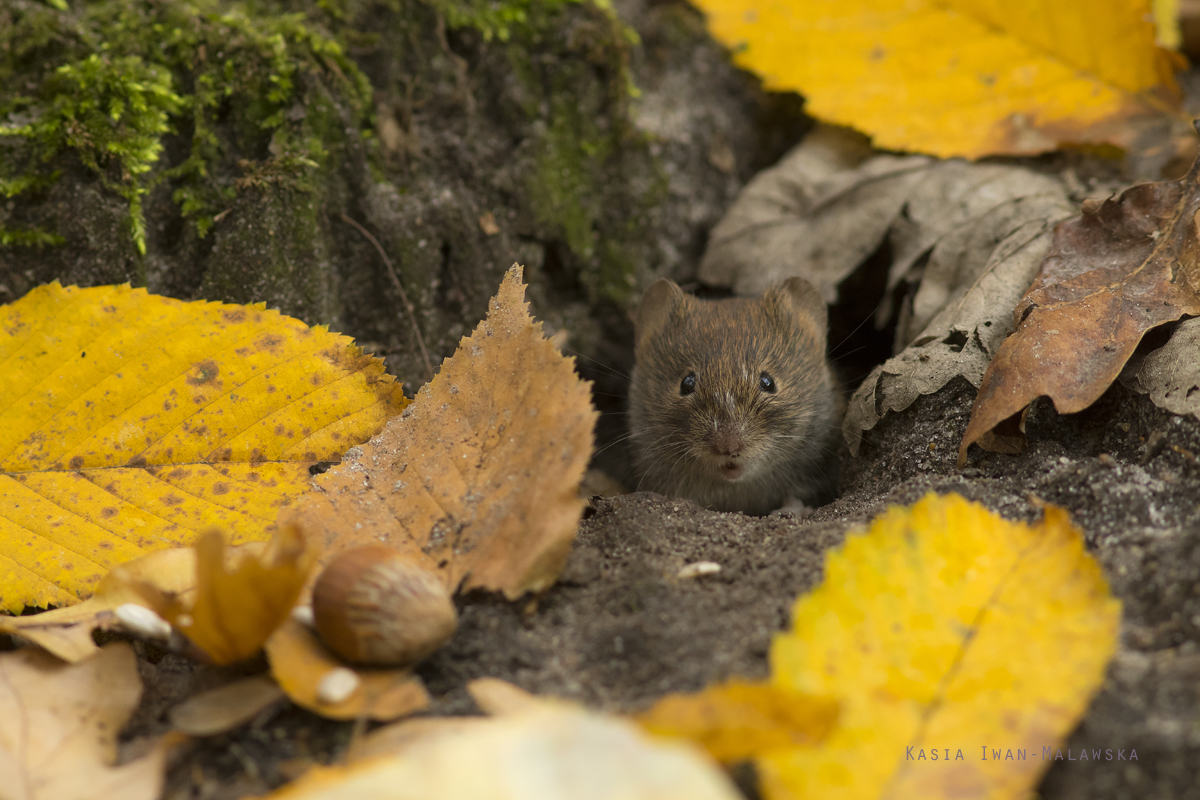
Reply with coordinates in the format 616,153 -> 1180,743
629,277 -> 832,487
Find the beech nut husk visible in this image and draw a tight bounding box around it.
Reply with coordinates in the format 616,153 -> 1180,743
312,545 -> 457,666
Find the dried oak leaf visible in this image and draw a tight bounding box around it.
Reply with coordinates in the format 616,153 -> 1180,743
0,283 -> 406,613
959,153 -> 1200,465
279,263 -> 597,599
638,494 -> 1120,800
0,642 -> 175,800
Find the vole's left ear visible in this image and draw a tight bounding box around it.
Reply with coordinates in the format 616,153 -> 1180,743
764,277 -> 827,340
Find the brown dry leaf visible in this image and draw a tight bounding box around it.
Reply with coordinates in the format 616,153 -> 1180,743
279,263 -> 597,599
959,149 -> 1200,464
0,642 -> 174,800
168,674 -> 286,736
145,523 -> 314,665
264,618 -> 430,721
1123,316 -> 1200,417
694,126 -> 1078,453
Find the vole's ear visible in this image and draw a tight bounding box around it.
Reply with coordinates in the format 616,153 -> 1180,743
634,279 -> 686,348
764,277 -> 827,342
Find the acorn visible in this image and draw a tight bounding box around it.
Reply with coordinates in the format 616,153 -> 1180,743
311,545 -> 458,666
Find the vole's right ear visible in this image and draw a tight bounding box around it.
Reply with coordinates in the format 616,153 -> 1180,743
634,279 -> 686,348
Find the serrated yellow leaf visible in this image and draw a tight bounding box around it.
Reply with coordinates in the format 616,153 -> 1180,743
0,283 -> 407,612
693,0 -> 1184,158
756,493 -> 1120,800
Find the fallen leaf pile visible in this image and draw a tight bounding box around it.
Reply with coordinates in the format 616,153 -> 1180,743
689,0 -> 1188,160
960,144 -> 1200,462
640,493 -> 1120,800
695,125 -> 1077,452
1,265 -> 598,733
0,283 -> 405,612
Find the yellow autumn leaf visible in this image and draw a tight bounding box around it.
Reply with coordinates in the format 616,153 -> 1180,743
265,618 -> 431,721
146,523 -> 314,664
693,0 -> 1184,158
0,523 -> 310,664
641,493 -> 1120,800
638,680 -> 839,762
0,283 -> 407,613
0,546 -> 196,662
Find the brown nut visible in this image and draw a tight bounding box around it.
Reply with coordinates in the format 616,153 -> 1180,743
312,545 -> 457,666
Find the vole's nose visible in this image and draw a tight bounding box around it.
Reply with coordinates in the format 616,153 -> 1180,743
710,428 -> 744,458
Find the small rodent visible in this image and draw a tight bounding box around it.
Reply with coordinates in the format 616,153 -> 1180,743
628,277 -> 840,516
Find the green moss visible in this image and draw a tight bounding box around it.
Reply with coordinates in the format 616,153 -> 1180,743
0,0 -> 371,254
423,0 -> 576,41
505,2 -> 658,306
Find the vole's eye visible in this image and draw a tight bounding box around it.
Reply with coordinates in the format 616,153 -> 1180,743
680,373 -> 697,396
759,373 -> 777,393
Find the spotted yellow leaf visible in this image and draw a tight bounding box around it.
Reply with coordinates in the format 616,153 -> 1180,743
0,283 -> 407,612
641,494 -> 1120,800
693,0 -> 1184,158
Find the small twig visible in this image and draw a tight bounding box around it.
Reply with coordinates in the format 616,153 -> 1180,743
339,213 -> 434,381
435,13 -> 475,117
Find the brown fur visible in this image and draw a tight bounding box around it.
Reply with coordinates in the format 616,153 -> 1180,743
627,278 -> 840,515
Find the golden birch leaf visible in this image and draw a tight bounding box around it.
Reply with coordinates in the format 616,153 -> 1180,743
767,493 -> 1118,799
0,283 -> 406,613
281,263 -> 597,600
692,0 -> 1185,158
0,642 -> 175,800
638,494 -> 1120,800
